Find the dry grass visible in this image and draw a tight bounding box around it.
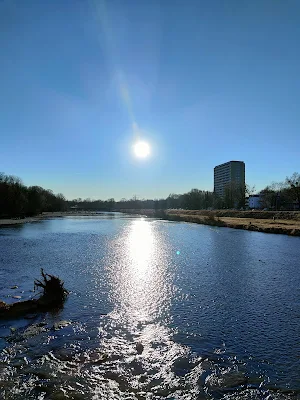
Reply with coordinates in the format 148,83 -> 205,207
166,209 -> 300,220
166,212 -> 300,236
221,217 -> 300,229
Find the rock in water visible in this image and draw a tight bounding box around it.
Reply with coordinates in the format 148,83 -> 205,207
0,301 -> 8,309
23,323 -> 48,338
89,351 -> 108,364
52,320 -> 71,331
136,342 -> 144,354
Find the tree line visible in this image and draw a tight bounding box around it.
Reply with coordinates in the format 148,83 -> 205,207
67,198 -> 115,211
0,172 -> 66,218
259,172 -> 300,210
114,187 -> 245,211
1,170 -> 299,218
57,172 -> 300,212
69,189 -> 238,211
114,173 -> 299,211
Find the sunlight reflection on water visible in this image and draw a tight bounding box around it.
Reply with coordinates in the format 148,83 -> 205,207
106,218 -> 176,341
93,219 -> 193,398
108,220 -> 169,317
128,219 -> 154,275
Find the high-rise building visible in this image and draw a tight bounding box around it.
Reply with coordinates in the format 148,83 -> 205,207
214,161 -> 245,198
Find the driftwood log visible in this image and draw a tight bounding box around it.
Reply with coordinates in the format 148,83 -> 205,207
0,269 -> 68,319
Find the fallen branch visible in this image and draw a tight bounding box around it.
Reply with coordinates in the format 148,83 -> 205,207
0,269 -> 69,319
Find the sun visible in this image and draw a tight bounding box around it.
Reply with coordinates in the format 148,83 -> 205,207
133,140 -> 151,159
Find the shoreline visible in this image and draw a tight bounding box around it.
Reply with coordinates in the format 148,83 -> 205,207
0,212 -> 104,227
165,213 -> 300,236
1,210 -> 300,236
119,209 -> 300,237
0,216 -> 45,226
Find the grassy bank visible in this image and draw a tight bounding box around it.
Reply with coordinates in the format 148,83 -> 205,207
166,209 -> 300,220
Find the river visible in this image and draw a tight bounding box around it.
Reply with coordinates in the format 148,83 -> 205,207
0,214 -> 299,399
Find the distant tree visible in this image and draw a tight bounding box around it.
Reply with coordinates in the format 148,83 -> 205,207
260,186 -> 277,210
182,189 -> 202,209
212,193 -> 223,209
54,193 -> 66,211
27,186 -> 45,215
224,183 -> 234,209
131,195 -> 140,209
236,183 -> 246,209
106,198 -> 115,210
246,184 -> 256,197
0,172 -> 67,217
0,174 -> 27,217
223,182 -> 245,209
225,182 -> 253,210
285,172 -> 300,209
166,194 -> 182,209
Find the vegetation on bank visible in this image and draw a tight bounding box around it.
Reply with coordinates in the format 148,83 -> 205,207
67,188 -> 244,211
1,170 -> 299,220
113,173 -> 299,211
259,172 -> 300,210
166,209 -> 300,220
67,198 -> 115,212
120,209 -> 300,236
0,172 -> 66,218
120,208 -> 300,221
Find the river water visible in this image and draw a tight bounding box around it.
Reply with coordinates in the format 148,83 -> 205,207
0,214 -> 299,399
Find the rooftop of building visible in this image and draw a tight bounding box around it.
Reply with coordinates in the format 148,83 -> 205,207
214,160 -> 245,169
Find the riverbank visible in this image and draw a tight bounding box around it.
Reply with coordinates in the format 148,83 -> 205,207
0,211 -> 104,226
166,213 -> 300,236
119,209 -> 300,236
0,216 -> 45,226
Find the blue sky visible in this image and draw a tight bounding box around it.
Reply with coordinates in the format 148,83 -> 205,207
1,0 -> 300,200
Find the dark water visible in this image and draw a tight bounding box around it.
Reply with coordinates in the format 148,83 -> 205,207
0,215 -> 299,399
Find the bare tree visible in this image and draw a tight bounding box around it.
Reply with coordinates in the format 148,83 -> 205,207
285,172 -> 300,209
